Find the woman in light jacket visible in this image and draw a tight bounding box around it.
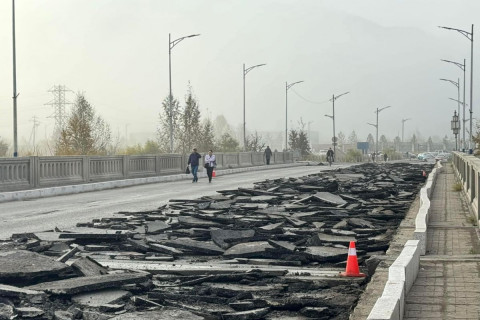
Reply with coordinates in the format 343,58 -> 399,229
204,150 -> 216,183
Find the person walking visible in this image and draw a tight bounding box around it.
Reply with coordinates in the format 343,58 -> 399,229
187,148 -> 202,183
326,147 -> 334,165
264,146 -> 272,165
383,153 -> 388,162
204,149 -> 216,183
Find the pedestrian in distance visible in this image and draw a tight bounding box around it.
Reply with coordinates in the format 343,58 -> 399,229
204,149 -> 216,183
383,153 -> 388,162
264,146 -> 273,165
187,148 -> 202,183
326,147 -> 334,166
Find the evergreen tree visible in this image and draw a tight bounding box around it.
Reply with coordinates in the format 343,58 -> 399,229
198,118 -> 216,152
0,137 -> 8,157
55,93 -> 111,155
379,135 -> 388,150
217,132 -> 240,152
367,133 -> 375,152
178,87 -> 201,154
157,95 -> 181,153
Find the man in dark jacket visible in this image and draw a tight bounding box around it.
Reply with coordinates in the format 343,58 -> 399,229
264,146 -> 273,165
188,148 -> 202,182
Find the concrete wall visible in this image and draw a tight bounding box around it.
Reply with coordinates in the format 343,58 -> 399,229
452,152 -> 480,222
367,162 -> 442,320
0,152 -> 293,192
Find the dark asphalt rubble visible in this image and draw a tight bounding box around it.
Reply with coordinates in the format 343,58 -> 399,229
0,162 -> 433,320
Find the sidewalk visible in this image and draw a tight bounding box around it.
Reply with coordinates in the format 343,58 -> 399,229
404,164 -> 480,319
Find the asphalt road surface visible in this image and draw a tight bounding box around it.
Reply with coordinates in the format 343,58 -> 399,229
0,164 -> 346,239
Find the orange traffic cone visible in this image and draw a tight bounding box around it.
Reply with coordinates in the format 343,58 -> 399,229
340,241 -> 366,277
212,170 -> 216,178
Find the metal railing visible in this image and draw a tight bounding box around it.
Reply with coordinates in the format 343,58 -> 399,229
0,152 -> 293,192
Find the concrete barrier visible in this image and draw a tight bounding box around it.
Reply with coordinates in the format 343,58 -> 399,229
368,162 -> 441,320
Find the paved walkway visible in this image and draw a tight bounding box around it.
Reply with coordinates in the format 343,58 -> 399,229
404,164 -> 480,319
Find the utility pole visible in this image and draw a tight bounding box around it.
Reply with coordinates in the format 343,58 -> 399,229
45,85 -> 72,136
29,116 -> 40,155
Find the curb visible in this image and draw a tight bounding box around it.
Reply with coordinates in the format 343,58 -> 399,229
0,162 -> 307,203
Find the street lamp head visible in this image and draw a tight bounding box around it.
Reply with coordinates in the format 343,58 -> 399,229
324,114 -> 333,119
287,80 -> 304,90
367,122 -> 377,128
187,34 -> 201,38
376,106 -> 392,113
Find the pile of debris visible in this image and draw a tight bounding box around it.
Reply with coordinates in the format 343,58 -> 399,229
0,163 -> 432,320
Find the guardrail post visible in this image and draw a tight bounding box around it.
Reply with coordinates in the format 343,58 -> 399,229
82,156 -> 90,183
123,155 -> 129,178
32,156 -> 39,188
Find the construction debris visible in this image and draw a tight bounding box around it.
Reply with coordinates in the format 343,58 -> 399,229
0,163 -> 432,319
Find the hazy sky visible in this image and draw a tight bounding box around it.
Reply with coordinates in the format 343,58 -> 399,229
1,0 -> 480,149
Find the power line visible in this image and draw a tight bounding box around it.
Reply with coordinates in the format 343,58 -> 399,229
290,87 -> 330,105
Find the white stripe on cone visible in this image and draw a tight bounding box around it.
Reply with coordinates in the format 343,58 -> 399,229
348,248 -> 357,256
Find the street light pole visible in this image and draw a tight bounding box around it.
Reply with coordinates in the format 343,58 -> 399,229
243,63 -> 266,151
368,106 -> 392,156
440,78 -> 460,148
439,24 -> 474,150
285,81 -> 304,151
442,59 -> 466,149
329,92 -> 349,157
168,33 -> 200,153
12,0 -> 18,157
401,118 -> 411,143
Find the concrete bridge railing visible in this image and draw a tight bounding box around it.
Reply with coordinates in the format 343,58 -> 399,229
368,162 -> 442,320
0,151 -> 293,192
452,151 -> 480,222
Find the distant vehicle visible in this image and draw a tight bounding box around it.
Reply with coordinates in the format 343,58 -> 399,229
417,152 -> 436,161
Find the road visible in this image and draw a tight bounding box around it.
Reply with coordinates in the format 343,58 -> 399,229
0,164 -> 343,239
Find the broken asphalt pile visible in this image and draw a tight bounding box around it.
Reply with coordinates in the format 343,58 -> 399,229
0,162 -> 433,320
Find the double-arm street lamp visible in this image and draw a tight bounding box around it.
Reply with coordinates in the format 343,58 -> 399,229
367,106 -> 392,156
402,118 -> 411,143
439,25 -> 474,150
442,59 -> 466,149
440,78 -> 461,148
285,81 -> 304,150
168,33 -> 200,153
243,63 -> 266,150
324,92 -> 349,157
451,110 -> 460,150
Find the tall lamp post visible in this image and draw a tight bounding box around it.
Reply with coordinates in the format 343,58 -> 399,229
451,110 -> 460,151
442,59 -> 466,149
440,78 -> 460,148
402,118 -> 411,143
168,33 -> 200,153
367,106 -> 392,156
439,25 -> 474,150
325,92 -> 349,157
12,0 -> 18,157
285,81 -> 304,150
243,63 -> 266,151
